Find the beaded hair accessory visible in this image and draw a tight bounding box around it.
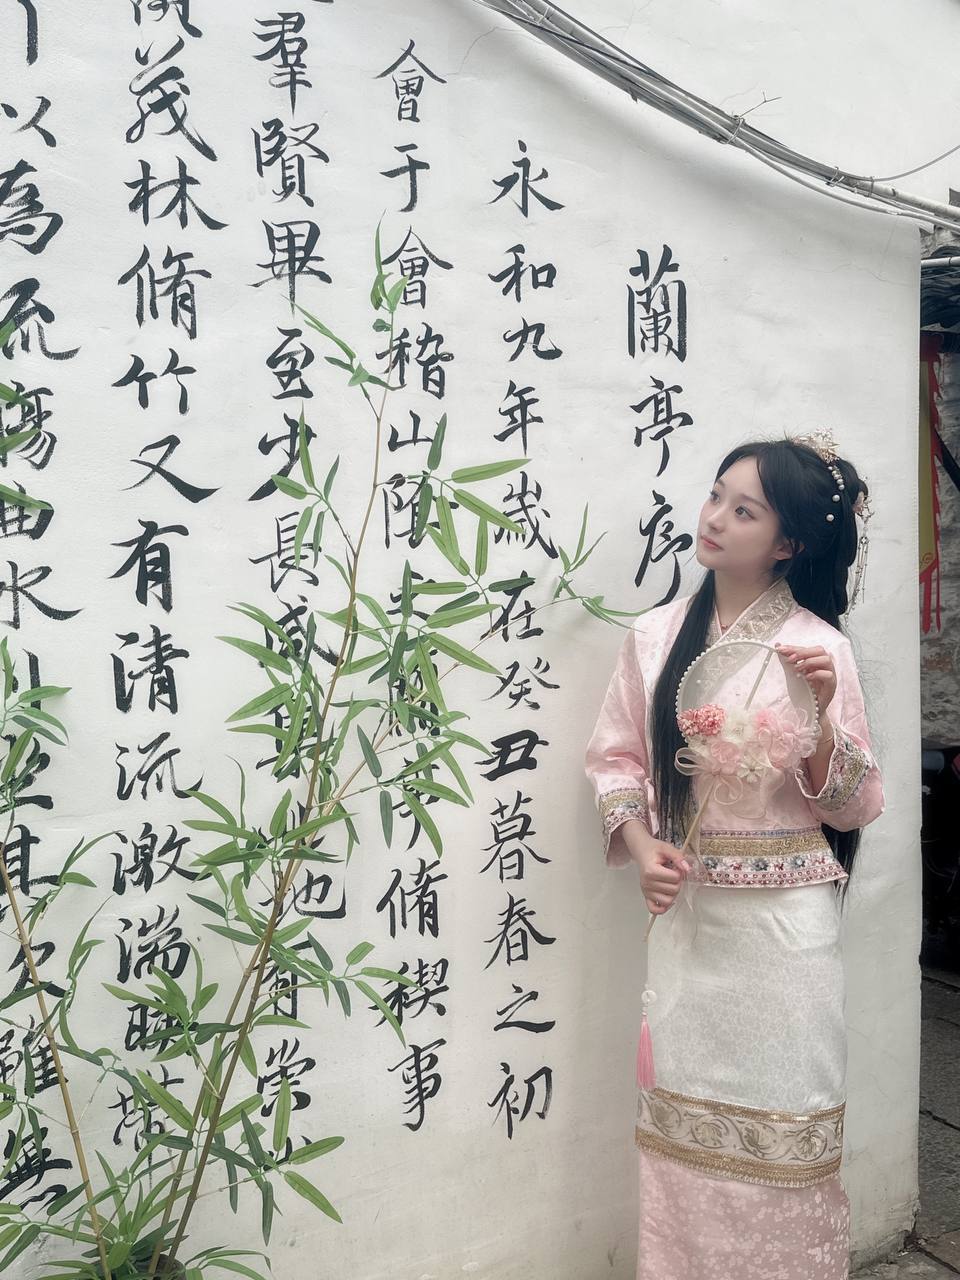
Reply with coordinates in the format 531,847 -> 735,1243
789,428 -> 873,607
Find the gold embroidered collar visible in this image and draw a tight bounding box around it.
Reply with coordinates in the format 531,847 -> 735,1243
706,577 -> 797,648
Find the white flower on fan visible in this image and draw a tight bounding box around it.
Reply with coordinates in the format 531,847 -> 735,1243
722,707 -> 755,743
737,743 -> 768,785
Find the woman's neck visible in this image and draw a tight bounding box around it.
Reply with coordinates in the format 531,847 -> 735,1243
712,571 -> 777,627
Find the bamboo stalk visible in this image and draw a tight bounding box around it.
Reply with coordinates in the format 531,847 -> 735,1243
154,296 -> 400,1274
0,840 -> 112,1280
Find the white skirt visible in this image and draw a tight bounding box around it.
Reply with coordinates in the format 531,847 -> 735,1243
636,882 -> 850,1279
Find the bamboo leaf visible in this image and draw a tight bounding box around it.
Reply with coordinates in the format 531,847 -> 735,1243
260,1179 -> 275,1247
229,602 -> 299,654
356,726 -> 381,779
0,985 -> 49,1013
429,633 -> 501,677
406,778 -> 468,806
205,1258 -> 269,1280
136,1072 -> 193,1130
285,1136 -> 344,1164
354,979 -> 405,1045
217,1093 -> 264,1133
451,487 -> 523,533
295,305 -> 355,360
269,788 -> 292,839
414,641 -> 443,710
435,493 -> 459,562
427,413 -> 446,471
1,730 -> 33,785
297,407 -> 315,488
272,1078 -> 292,1151
0,426 -> 38,449
423,603 -> 497,629
450,459 -> 528,483
356,593 -> 390,630
0,1223 -> 39,1271
226,686 -> 290,724
272,475 -> 307,499
283,1172 -> 342,1223
241,1110 -> 266,1167
475,516 -> 489,576
345,941 -> 374,966
402,791 -> 443,859
360,966 -> 416,985
411,580 -> 466,596
239,1035 -> 257,1077
413,479 -> 433,542
387,626 -> 408,690
332,979 -> 351,1017
379,789 -> 394,847
323,454 -> 339,499
340,651 -> 384,677
423,523 -> 469,575
218,636 -> 292,674
0,385 -> 27,408
0,484 -> 51,511
385,276 -> 408,311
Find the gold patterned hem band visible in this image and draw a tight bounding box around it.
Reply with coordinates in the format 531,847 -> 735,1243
598,787 -> 650,857
693,828 -> 848,888
636,1086 -> 844,1189
799,727 -> 871,811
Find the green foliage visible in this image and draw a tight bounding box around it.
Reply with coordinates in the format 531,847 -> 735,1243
0,221 -> 637,1279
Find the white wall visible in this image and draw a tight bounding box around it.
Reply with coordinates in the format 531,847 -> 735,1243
2,0 -> 947,1273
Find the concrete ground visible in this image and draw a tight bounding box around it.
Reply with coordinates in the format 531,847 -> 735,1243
852,966 -> 960,1278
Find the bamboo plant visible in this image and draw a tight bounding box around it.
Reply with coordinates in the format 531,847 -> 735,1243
0,224 -> 636,1279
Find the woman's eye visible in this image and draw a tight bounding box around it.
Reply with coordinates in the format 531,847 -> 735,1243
736,506 -> 751,518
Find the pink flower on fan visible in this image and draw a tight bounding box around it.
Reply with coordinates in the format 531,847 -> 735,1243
677,703 -> 725,739
753,707 -> 783,735
706,737 -> 742,771
757,705 -> 818,768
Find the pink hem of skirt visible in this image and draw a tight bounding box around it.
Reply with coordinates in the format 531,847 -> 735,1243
637,1148 -> 850,1279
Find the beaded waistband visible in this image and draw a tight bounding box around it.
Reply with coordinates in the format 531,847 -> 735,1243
691,828 -> 846,888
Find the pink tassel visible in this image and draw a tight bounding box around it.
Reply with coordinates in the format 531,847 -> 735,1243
636,997 -> 657,1089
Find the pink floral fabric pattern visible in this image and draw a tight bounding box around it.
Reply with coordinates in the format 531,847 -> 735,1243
636,1147 -> 850,1279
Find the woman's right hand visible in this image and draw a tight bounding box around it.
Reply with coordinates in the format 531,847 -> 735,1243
622,822 -> 691,915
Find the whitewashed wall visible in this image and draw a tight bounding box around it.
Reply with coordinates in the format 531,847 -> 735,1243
2,0 -> 948,1274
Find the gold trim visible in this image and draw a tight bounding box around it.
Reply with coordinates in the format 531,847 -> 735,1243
636,1086 -> 844,1189
698,830 -> 831,859
599,788 -> 648,820
802,727 -> 870,811
706,578 -> 798,649
651,1085 -> 844,1125
635,1127 -> 842,1188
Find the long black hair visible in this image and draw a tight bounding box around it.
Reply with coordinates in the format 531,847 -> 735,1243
650,437 -> 870,906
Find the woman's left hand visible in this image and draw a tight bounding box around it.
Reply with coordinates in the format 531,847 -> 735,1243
775,644 -> 837,717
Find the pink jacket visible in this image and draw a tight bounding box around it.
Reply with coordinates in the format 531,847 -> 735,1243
583,579 -> 885,888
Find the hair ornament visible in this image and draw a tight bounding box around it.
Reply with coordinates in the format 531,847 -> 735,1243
789,429 -> 873,608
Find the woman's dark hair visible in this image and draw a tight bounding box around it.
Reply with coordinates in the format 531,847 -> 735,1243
650,437 -> 870,906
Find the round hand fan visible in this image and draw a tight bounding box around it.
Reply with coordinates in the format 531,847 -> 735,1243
674,638 -> 820,817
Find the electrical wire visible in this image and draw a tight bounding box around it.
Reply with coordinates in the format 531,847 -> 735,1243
474,0 -> 960,239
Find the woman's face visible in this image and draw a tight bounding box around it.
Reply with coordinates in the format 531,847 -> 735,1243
695,456 -> 795,579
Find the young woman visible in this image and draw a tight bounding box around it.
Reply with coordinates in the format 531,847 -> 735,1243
584,435 -> 884,1280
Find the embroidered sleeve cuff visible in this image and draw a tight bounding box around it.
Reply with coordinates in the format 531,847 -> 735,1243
797,727 -> 871,812
599,788 -> 651,865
